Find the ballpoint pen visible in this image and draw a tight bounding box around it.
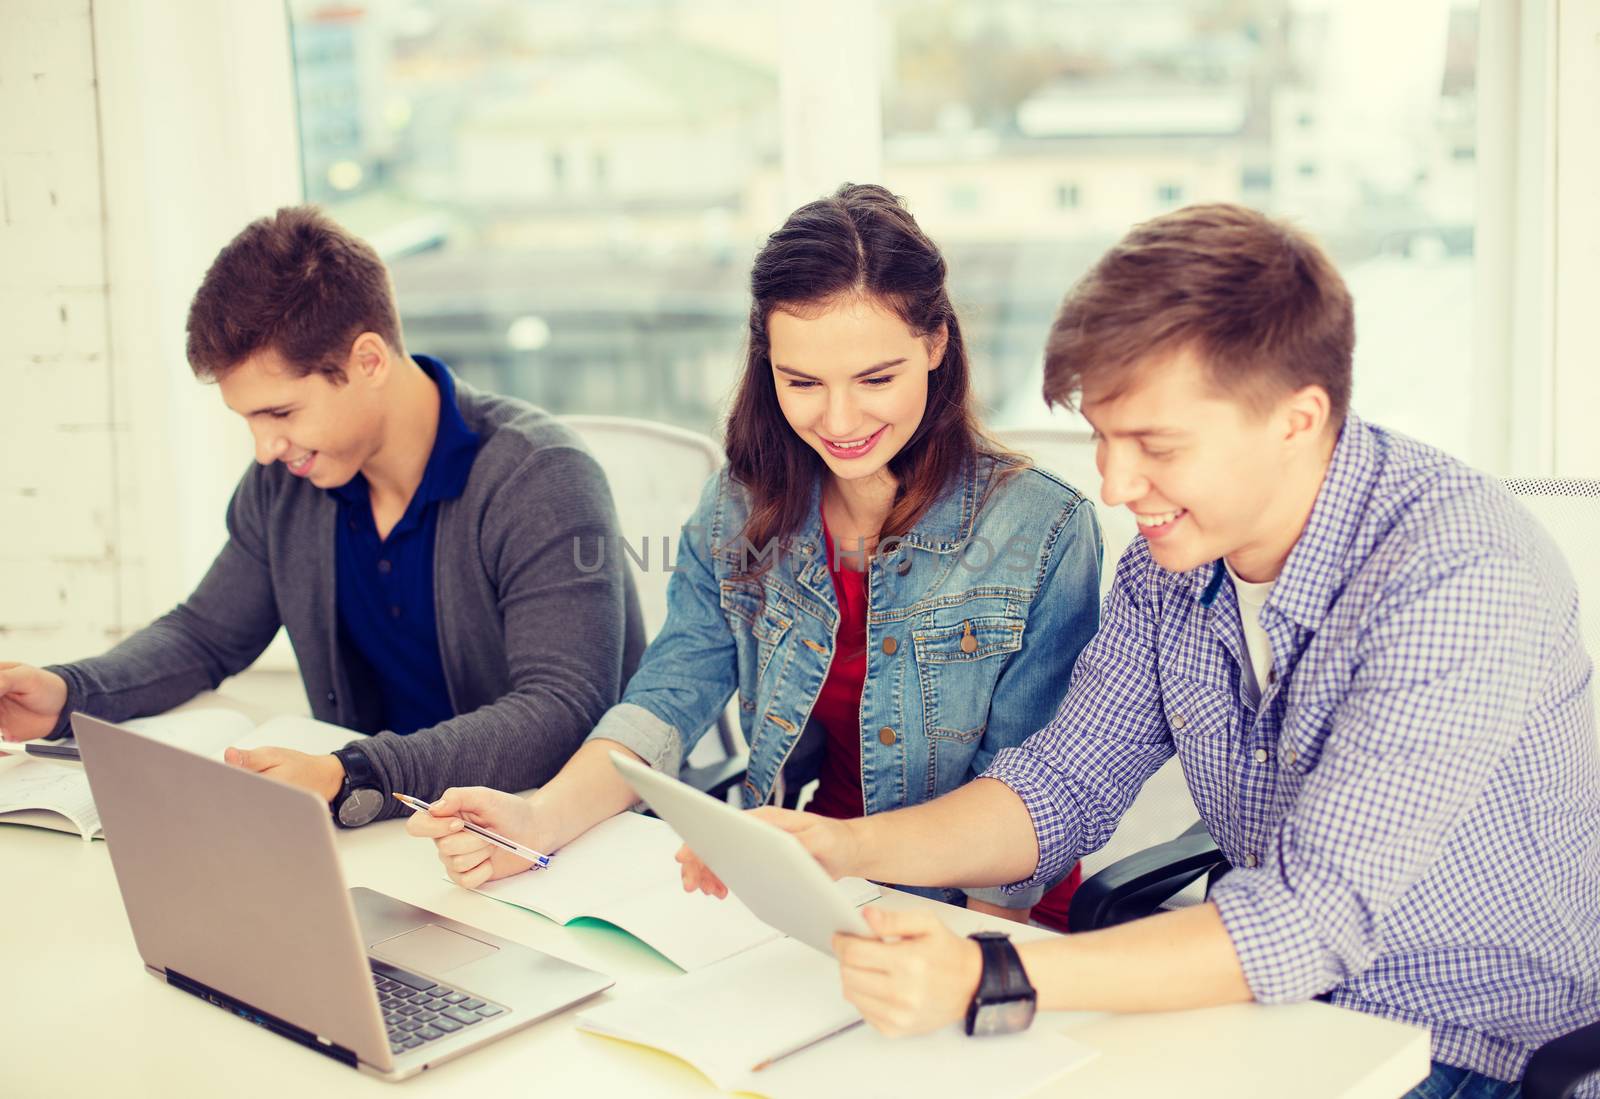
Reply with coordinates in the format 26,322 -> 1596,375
391,792 -> 553,869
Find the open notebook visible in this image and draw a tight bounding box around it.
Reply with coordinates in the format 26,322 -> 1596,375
474,810 -> 880,972
0,710 -> 356,840
577,935 -> 1098,1098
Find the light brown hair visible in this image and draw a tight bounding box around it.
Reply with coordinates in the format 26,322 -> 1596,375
185,205 -> 403,382
1043,203 -> 1353,422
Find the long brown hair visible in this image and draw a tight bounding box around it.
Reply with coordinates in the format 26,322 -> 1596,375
724,183 -> 998,559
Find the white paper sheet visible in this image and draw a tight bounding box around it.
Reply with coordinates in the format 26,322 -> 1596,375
0,757 -> 102,839
752,1017 -> 1099,1099
578,936 -> 860,1089
579,934 -> 1098,1099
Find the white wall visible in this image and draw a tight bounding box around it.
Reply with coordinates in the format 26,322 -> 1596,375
93,0 -> 302,633
0,0 -> 302,667
0,0 -> 120,664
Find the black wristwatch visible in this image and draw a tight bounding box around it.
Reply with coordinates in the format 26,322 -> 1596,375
330,744 -> 385,828
965,931 -> 1037,1037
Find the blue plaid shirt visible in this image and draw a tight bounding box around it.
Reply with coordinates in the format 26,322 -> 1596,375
986,414 -> 1600,1086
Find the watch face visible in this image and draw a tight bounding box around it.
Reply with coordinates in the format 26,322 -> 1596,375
337,786 -> 384,827
972,995 -> 1037,1037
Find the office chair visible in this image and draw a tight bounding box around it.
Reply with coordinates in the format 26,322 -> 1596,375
559,416 -> 748,802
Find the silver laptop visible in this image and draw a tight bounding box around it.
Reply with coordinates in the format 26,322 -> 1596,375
73,713 -> 613,1081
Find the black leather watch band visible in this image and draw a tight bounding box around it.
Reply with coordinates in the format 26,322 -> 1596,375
334,744 -> 378,790
966,931 -> 1037,1037
973,934 -> 1008,1000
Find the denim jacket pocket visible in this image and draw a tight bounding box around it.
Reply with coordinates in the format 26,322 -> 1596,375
720,581 -> 795,688
749,604 -> 793,683
719,579 -> 761,627
914,615 -> 1025,741
915,615 -> 1024,798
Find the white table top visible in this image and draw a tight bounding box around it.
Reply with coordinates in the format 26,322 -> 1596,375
0,708 -> 1430,1098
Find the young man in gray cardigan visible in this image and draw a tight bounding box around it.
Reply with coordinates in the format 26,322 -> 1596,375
0,207 -> 645,826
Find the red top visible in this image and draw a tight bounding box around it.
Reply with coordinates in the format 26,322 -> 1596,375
806,507 -> 869,820
803,506 -> 1083,922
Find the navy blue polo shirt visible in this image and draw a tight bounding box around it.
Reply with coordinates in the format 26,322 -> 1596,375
330,356 -> 479,735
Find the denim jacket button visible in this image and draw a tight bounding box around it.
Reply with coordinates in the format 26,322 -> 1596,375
878,726 -> 897,746
881,636 -> 897,655
894,555 -> 912,576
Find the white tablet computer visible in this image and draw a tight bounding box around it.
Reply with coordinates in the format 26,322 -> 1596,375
610,753 -> 874,955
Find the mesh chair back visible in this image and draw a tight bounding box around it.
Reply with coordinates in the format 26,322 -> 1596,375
1504,478 -> 1600,672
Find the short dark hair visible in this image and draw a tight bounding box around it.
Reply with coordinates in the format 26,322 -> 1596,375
1043,203 -> 1354,423
185,205 -> 403,382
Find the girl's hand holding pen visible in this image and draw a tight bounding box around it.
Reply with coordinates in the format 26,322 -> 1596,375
400,786 -> 551,889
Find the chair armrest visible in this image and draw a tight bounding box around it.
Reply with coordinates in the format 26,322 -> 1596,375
1066,821 -> 1226,933
1523,1018 -> 1600,1099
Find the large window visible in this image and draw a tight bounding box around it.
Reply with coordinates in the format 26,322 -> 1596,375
290,0 -> 1481,461
290,0 -> 783,432
872,1 -> 1477,460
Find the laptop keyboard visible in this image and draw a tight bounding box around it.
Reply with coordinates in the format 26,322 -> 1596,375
370,958 -> 507,1056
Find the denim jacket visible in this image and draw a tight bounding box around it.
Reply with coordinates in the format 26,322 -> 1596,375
589,453 -> 1102,904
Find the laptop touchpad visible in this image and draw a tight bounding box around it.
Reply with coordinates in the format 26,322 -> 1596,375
371,923 -> 499,973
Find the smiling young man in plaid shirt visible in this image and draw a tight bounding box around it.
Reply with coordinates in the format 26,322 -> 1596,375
676,204 -> 1600,1097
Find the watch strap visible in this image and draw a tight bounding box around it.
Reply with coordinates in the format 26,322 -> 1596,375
973,934 -> 1012,1002
990,937 -> 1032,1000
333,743 -> 379,795
966,932 -> 1036,1037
